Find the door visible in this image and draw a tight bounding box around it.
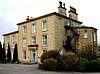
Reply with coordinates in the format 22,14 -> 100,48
32,50 -> 36,62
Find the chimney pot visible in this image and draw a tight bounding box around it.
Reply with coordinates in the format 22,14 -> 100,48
63,3 -> 65,8
26,16 -> 30,20
59,1 -> 62,7
31,17 -> 33,19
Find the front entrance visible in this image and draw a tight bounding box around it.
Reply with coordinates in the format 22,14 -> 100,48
32,50 -> 36,62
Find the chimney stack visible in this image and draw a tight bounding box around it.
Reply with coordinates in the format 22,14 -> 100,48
58,1 -> 67,16
69,6 -> 78,20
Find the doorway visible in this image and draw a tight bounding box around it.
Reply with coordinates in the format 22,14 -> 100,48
32,50 -> 36,62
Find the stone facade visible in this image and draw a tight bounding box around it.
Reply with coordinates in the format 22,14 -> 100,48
3,1 -> 98,63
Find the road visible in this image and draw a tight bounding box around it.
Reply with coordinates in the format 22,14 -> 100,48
0,64 -> 100,74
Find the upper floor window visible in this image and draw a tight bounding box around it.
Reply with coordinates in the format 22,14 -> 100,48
42,35 -> 47,46
42,21 -> 47,31
93,32 -> 96,41
32,24 -> 36,33
6,36 -> 9,46
23,26 -> 26,35
84,31 -> 88,38
23,38 -> 26,47
12,36 -> 15,46
32,36 -> 36,45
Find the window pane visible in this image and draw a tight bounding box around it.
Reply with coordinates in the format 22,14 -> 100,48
32,36 -> 36,45
42,35 -> 47,45
42,21 -> 47,31
23,38 -> 26,46
42,49 -> 47,53
12,36 -> 15,46
6,36 -> 9,46
23,26 -> 26,35
84,32 -> 87,38
32,24 -> 36,33
94,33 -> 96,41
23,51 -> 26,60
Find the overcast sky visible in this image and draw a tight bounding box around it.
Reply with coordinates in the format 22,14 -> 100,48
0,0 -> 100,44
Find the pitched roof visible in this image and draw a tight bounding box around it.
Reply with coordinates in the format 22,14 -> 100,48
3,31 -> 19,36
17,12 -> 82,25
76,25 -> 97,30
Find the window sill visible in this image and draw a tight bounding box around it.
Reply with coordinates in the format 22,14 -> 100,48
42,30 -> 48,32
22,46 -> 27,48
42,45 -> 48,47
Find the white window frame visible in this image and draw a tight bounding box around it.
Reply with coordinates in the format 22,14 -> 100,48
42,21 -> 47,31
42,35 -> 47,46
12,36 -> 15,46
42,49 -> 47,53
93,32 -> 96,41
32,24 -> 36,33
6,36 -> 9,46
84,31 -> 88,38
23,38 -> 26,47
32,36 -> 36,45
23,51 -> 26,60
23,26 -> 26,35
12,49 -> 14,60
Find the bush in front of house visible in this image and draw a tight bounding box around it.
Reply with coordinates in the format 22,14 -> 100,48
78,45 -> 97,61
55,61 -> 64,71
60,52 -> 79,71
74,57 -> 89,72
86,58 -> 100,72
42,58 -> 57,71
41,50 -> 60,63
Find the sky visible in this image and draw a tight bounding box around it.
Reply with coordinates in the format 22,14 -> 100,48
0,0 -> 100,44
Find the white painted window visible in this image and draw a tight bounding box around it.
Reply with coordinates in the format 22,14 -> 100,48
23,26 -> 26,35
6,36 -> 9,46
12,49 -> 14,59
23,51 -> 26,60
42,35 -> 47,46
42,49 -> 47,53
32,36 -> 36,45
84,31 -> 88,38
23,38 -> 26,47
12,36 -> 15,46
42,21 -> 47,31
93,32 -> 96,41
32,24 -> 36,33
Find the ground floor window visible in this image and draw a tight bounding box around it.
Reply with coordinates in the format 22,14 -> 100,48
12,49 -> 14,60
42,49 -> 47,53
23,51 -> 26,60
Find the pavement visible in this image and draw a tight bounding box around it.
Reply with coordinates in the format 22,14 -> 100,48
0,64 -> 100,74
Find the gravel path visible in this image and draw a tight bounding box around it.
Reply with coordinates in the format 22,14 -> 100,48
0,64 -> 100,74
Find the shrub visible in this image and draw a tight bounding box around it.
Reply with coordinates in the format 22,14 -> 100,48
38,64 -> 43,69
60,52 -> 79,71
42,58 -> 57,71
10,60 -> 15,64
78,45 -> 97,61
86,58 -> 100,72
56,61 -> 64,71
41,50 -> 60,63
74,57 -> 89,72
